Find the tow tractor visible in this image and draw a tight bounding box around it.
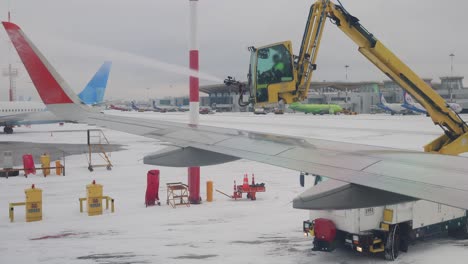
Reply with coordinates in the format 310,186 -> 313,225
225,0 -> 468,260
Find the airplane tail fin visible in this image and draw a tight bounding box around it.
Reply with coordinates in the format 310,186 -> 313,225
78,61 -> 112,105
131,101 -> 139,110
403,91 -> 414,105
2,21 -> 89,121
379,93 -> 387,104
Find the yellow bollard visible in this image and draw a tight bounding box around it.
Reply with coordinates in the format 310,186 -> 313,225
86,180 -> 103,216
40,154 -> 50,176
55,160 -> 62,175
79,198 -> 86,213
25,184 -> 42,222
105,196 -> 109,210
206,181 -> 213,202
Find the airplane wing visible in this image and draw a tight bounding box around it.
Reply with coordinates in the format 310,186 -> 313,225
4,21 -> 468,211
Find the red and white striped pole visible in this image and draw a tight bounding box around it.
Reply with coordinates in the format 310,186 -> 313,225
189,0 -> 199,126
188,0 -> 201,204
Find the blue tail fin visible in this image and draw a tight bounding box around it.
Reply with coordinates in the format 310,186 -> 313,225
78,61 -> 112,105
379,93 -> 387,104
131,101 -> 139,111
402,91 -> 409,105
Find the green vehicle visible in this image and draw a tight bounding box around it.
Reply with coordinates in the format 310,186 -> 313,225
289,102 -> 342,115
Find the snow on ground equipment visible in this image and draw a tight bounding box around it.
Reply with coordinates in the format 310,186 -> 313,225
166,182 -> 190,208
232,174 -> 265,200
86,129 -> 112,172
79,180 -> 115,216
9,184 -> 42,222
1,152 -> 64,178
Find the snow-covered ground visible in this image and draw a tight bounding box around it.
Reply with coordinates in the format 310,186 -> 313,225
1,112 -> 467,264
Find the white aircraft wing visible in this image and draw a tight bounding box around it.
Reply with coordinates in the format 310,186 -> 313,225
86,113 -> 468,210
4,21 -> 468,211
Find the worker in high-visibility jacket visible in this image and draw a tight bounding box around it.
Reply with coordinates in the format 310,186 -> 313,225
271,54 -> 285,81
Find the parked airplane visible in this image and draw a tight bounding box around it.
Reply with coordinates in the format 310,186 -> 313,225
402,91 -> 463,114
178,105 -> 190,112
109,104 -> 131,111
5,20 -> 468,234
152,100 -> 178,112
376,93 -> 406,115
131,101 -> 154,112
0,61 -> 112,134
289,102 -> 343,115
401,91 -> 426,114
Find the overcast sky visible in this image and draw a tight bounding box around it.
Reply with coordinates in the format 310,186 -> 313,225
0,0 -> 467,101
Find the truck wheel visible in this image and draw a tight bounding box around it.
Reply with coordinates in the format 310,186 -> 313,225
460,220 -> 468,239
384,224 -> 400,261
450,219 -> 468,239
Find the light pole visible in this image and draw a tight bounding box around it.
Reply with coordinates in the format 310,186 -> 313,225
449,53 -> 455,102
345,65 -> 349,81
450,53 -> 455,76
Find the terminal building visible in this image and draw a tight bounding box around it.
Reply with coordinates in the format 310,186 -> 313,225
200,76 -> 468,114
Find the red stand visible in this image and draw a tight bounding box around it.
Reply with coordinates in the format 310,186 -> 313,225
145,170 -> 160,207
22,154 -> 36,176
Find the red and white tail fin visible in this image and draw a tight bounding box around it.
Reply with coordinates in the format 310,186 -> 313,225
2,22 -> 88,120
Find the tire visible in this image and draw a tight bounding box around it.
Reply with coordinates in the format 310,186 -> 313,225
459,220 -> 468,239
384,224 -> 400,261
4,126 -> 13,134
